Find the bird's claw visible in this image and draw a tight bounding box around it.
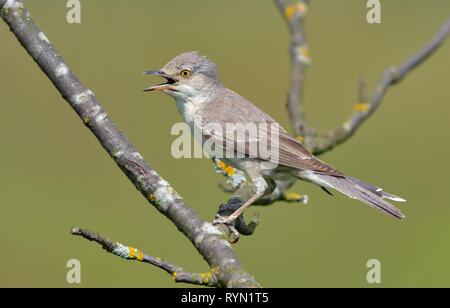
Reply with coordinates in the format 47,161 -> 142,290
212,214 -> 234,225
212,214 -> 240,243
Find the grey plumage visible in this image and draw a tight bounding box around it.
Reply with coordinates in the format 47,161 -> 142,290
144,51 -> 406,222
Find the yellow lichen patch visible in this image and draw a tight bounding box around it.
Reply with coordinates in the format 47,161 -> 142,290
128,246 -> 144,260
17,9 -> 23,15
286,192 -> 300,200
204,279 -> 209,284
170,189 -> 176,194
343,121 -> 352,131
211,265 -> 220,274
156,257 -> 162,261
354,103 -> 369,112
298,47 -> 309,58
217,160 -> 225,168
217,160 -> 235,177
128,246 -> 137,258
296,136 -> 304,142
226,167 -> 235,177
207,272 -> 212,277
238,279 -> 242,284
285,3 -> 307,20
200,273 -> 206,278
149,194 -> 155,202
84,117 -> 89,124
173,272 -> 177,279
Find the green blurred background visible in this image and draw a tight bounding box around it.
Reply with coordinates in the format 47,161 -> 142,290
1,0 -> 449,287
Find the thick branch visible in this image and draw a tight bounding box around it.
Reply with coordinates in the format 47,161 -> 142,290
308,17 -> 450,155
1,0 -> 260,288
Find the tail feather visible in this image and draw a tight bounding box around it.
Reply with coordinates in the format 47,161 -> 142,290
346,176 -> 406,202
312,174 -> 405,220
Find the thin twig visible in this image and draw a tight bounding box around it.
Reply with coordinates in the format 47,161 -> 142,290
308,17 -> 450,155
274,0 -> 315,140
70,227 -> 219,287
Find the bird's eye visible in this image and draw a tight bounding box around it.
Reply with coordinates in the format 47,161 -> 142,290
180,69 -> 191,78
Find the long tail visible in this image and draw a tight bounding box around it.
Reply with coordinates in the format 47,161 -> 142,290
304,173 -> 406,220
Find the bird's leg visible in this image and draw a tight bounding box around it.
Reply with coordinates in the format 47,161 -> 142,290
213,192 -> 264,244
217,193 -> 262,223
212,176 -> 267,227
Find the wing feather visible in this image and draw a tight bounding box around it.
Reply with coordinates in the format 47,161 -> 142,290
195,89 -> 343,176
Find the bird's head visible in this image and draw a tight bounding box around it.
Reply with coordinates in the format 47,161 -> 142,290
143,51 -> 224,102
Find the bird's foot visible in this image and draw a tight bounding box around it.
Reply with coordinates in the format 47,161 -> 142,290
212,214 -> 236,225
212,214 -> 240,243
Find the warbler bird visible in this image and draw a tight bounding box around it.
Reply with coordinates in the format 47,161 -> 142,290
143,51 -> 406,226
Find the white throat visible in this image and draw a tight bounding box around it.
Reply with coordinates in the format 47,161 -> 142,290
175,98 -> 204,126
170,85 -> 219,127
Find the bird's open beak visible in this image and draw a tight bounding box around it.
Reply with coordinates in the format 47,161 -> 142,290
143,70 -> 176,92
